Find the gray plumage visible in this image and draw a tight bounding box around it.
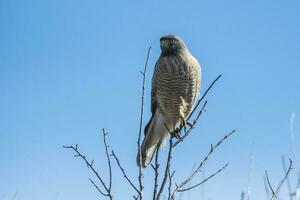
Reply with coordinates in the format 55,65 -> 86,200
137,35 -> 201,167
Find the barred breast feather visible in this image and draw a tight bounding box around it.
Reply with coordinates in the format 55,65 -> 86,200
152,51 -> 201,126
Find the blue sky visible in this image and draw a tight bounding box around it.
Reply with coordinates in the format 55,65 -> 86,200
0,0 -> 299,199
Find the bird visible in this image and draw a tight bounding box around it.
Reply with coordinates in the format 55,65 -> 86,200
137,34 -> 201,167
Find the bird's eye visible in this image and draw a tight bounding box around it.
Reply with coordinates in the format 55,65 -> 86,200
170,39 -> 175,44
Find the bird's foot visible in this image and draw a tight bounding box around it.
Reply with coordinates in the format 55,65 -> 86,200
180,117 -> 193,132
170,127 -> 182,141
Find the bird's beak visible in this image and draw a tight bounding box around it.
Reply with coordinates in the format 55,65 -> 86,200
160,40 -> 169,48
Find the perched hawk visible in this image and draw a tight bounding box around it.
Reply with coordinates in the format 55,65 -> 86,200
138,35 -> 201,167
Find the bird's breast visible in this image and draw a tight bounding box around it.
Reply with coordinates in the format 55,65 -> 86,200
153,53 -> 200,122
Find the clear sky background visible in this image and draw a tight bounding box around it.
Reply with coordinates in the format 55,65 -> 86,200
0,0 -> 299,199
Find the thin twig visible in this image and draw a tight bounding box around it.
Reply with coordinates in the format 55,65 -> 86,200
281,156 -> 293,200
168,169 -> 175,200
177,163 -> 229,192
265,171 -> 275,195
111,150 -> 141,195
137,46 -> 151,200
264,177 -> 271,200
273,159 -> 293,200
89,178 -> 109,197
102,129 -> 113,191
133,195 -> 139,200
171,129 -> 236,199
265,159 -> 293,200
63,144 -> 113,199
152,148 -> 160,200
178,163 -> 198,200
157,138 -> 173,200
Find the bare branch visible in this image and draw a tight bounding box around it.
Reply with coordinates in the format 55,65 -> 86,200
177,163 -> 198,200
171,129 -> 236,199
177,163 -> 229,192
102,129 -> 113,191
265,171 -> 275,195
137,46 -> 151,200
63,144 -> 112,199
265,159 -> 293,200
152,148 -> 160,200
89,178 -> 109,197
168,169 -> 175,200
273,159 -> 293,200
281,156 -> 293,200
157,138 -> 173,200
133,195 -> 139,200
111,150 -> 141,195
264,177 -> 271,200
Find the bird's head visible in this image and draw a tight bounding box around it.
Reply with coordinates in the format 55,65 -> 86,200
160,34 -> 186,56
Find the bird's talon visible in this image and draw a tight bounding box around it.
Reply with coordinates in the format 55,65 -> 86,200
170,128 -> 182,140
180,118 -> 193,131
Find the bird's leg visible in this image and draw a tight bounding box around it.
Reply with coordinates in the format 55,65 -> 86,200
180,117 -> 193,132
170,127 -> 182,140
164,123 -> 182,140
179,97 -> 193,130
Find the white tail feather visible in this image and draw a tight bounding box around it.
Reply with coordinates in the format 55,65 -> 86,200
137,111 -> 170,167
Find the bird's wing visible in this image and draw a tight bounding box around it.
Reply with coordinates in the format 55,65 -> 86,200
144,60 -> 159,136
189,55 -> 201,108
150,60 -> 159,114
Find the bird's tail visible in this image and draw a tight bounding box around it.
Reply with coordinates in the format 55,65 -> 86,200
137,110 -> 170,168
